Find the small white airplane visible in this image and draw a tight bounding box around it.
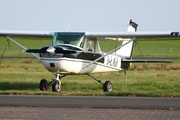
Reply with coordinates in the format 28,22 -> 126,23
0,19 -> 180,92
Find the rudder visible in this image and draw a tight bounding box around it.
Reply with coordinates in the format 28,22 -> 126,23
115,19 -> 138,58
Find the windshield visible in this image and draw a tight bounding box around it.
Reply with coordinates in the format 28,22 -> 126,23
52,32 -> 85,47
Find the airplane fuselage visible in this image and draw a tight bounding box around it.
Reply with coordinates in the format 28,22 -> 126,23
40,45 -> 125,74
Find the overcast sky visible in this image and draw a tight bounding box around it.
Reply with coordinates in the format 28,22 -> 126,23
0,0 -> 180,32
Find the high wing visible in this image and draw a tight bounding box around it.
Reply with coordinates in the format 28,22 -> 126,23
0,30 -> 53,37
0,30 -> 180,39
85,31 -> 180,40
1,30 -> 180,39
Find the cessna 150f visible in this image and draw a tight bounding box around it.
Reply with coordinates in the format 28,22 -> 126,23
0,20 -> 180,92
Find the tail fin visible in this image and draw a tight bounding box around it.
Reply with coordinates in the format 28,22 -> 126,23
127,19 -> 138,32
115,19 -> 138,58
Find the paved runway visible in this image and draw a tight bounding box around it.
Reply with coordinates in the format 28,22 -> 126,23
0,95 -> 180,109
0,95 -> 179,120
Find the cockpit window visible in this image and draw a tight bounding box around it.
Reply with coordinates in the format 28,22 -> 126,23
52,32 -> 85,47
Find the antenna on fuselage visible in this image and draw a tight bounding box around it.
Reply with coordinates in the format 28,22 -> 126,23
66,21 -> 71,31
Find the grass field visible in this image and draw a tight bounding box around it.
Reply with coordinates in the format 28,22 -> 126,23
0,36 -> 180,96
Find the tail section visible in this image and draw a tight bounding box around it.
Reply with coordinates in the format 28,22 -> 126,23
127,19 -> 138,32
115,19 -> 138,58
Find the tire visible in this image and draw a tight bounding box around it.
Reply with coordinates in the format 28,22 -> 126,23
52,80 -> 61,92
103,81 -> 112,92
39,79 -> 48,91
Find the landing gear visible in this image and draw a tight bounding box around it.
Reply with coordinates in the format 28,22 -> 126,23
103,81 -> 112,92
39,73 -> 112,92
52,73 -> 61,92
39,79 -> 48,91
39,73 -> 66,92
87,74 -> 113,92
52,80 -> 61,92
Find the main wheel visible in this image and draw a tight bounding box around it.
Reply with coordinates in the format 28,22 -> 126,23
39,79 -> 48,91
52,80 -> 61,92
103,81 -> 112,92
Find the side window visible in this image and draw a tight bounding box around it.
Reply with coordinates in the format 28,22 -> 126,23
87,40 -> 95,52
82,38 -> 101,53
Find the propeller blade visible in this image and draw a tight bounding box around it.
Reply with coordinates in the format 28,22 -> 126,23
25,47 -> 77,54
25,49 -> 46,53
55,49 -> 76,54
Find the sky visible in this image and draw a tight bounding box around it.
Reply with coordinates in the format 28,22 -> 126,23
0,0 -> 180,32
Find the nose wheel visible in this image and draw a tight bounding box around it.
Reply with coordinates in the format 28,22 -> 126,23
39,73 -> 64,92
52,80 -> 61,92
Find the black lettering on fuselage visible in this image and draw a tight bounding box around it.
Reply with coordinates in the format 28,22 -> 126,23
106,55 -> 119,67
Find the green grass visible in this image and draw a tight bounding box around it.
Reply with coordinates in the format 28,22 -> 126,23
0,58 -> 180,97
0,37 -> 180,96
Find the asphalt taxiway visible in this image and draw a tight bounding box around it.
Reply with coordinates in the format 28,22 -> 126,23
0,95 -> 179,109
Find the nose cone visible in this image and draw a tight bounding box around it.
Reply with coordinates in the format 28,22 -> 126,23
46,46 -> 56,55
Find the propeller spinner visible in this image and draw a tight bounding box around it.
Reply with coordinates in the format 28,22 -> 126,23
46,46 -> 56,55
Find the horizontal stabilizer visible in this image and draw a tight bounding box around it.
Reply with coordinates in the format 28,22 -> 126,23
122,59 -> 172,63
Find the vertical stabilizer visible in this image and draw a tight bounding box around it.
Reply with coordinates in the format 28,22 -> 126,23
116,19 -> 138,58
127,19 -> 138,32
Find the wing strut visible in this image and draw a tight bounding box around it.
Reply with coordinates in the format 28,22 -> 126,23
6,36 -> 40,59
83,37 -> 136,69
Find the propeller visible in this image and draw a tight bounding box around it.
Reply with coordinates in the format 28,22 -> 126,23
46,46 -> 56,55
25,46 -> 76,55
